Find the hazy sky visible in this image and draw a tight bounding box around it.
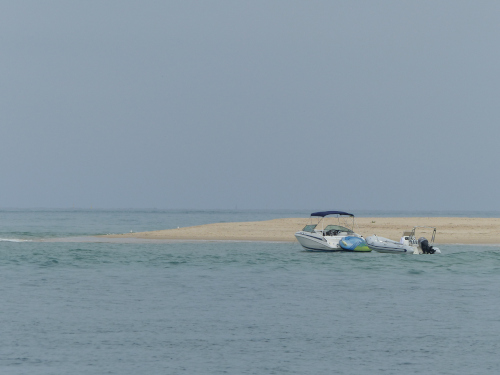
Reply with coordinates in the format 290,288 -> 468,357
2,1 -> 500,211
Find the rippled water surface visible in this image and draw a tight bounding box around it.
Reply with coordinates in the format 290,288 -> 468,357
0,210 -> 499,374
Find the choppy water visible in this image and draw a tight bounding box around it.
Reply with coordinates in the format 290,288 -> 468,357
1,209 -> 500,374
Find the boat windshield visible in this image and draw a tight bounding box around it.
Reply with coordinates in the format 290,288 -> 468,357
302,224 -> 317,232
324,225 -> 353,233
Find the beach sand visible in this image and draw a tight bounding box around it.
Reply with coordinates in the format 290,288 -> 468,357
104,217 -> 500,244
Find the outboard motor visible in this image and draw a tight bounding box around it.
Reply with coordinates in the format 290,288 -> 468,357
418,237 -> 436,254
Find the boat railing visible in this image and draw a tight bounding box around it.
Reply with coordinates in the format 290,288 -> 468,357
409,226 -> 437,244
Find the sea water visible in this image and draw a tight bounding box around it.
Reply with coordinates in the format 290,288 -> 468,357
0,209 -> 500,374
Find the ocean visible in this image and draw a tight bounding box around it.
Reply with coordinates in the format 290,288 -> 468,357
0,209 -> 499,374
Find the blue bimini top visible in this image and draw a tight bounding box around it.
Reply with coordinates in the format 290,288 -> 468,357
310,211 -> 354,217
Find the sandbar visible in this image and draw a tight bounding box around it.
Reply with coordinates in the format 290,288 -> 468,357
104,217 -> 500,244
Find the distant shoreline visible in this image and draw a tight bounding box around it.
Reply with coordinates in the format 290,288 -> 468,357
103,217 -> 500,245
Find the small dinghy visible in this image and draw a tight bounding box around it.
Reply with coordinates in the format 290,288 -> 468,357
366,236 -> 414,253
366,226 -> 441,254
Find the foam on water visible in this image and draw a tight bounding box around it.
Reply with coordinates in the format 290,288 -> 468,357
0,238 -> 32,242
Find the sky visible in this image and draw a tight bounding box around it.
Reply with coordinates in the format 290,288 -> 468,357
1,1 -> 500,211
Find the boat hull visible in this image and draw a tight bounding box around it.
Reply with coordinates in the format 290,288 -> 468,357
295,232 -> 368,252
366,236 -> 414,253
295,232 -> 342,251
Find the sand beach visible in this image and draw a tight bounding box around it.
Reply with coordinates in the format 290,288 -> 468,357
104,217 -> 500,244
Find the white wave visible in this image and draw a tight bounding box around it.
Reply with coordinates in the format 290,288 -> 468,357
0,238 -> 32,242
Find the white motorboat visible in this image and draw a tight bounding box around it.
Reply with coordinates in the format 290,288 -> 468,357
366,226 -> 441,254
295,211 -> 368,252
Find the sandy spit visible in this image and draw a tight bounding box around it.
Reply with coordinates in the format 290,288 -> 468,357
104,217 -> 500,244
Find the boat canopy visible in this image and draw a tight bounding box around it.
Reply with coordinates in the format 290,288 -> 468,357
311,211 -> 354,217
